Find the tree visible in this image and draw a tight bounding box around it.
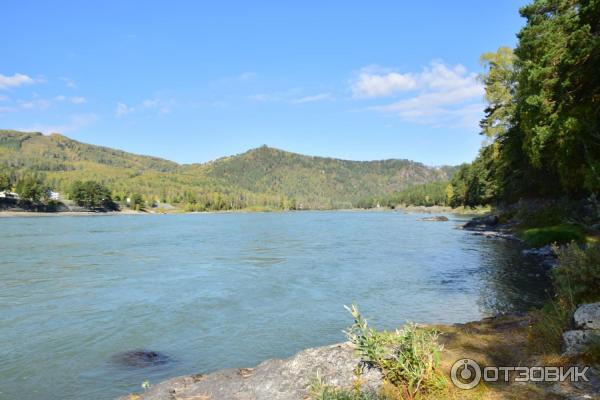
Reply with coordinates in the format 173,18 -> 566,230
479,47 -> 517,139
69,181 -> 117,210
0,172 -> 11,192
514,0 -> 600,196
15,175 -> 50,203
129,193 -> 144,210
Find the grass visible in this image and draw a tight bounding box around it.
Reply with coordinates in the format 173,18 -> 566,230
528,242 -> 600,355
520,223 -> 585,247
527,300 -> 574,354
343,305 -> 446,399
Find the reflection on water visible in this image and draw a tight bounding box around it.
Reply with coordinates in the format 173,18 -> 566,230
0,211 -> 550,400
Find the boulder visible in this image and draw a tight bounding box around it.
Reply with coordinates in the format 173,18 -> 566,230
562,330 -> 598,355
574,302 -> 600,330
119,342 -> 382,400
111,350 -> 172,368
419,216 -> 449,222
463,215 -> 499,230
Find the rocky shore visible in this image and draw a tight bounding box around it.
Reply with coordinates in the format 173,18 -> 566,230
120,312 -> 600,400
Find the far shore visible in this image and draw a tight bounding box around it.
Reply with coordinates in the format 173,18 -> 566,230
0,205 -> 490,218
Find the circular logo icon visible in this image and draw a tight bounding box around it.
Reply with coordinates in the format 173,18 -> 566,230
451,358 -> 481,389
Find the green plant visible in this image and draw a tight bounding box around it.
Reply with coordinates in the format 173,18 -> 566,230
528,299 -> 574,354
553,242 -> 600,304
528,242 -> 600,354
309,374 -> 383,400
520,224 -> 585,247
344,305 -> 446,398
581,335 -> 600,365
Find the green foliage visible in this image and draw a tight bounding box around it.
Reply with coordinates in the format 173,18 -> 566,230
450,0 -> 600,206
129,193 -> 144,210
15,174 -> 49,203
521,224 -> 585,247
528,299 -> 574,354
448,152 -> 495,208
0,171 -> 11,191
310,376 -> 383,400
581,335 -> 600,365
0,131 -> 453,211
69,180 -> 117,210
529,242 -> 600,354
479,47 -> 517,139
553,242 -> 600,305
344,305 -> 445,398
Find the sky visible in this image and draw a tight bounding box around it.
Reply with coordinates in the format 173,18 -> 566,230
0,1 -> 528,166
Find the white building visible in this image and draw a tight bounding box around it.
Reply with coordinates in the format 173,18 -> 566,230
49,191 -> 60,200
0,191 -> 19,199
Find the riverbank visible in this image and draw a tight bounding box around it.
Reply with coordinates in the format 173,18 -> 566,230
0,205 -> 486,218
116,207 -> 599,400
0,209 -> 146,217
120,312 -> 599,400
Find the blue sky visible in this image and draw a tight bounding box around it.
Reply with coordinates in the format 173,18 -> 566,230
0,1 -> 527,166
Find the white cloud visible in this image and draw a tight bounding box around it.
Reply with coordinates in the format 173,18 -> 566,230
292,92 -> 334,104
141,99 -> 159,108
20,113 -> 97,134
351,67 -> 417,98
115,102 -> 134,117
238,72 -> 257,81
116,98 -> 173,117
0,73 -> 36,89
19,98 -> 51,110
354,61 -> 484,127
55,95 -> 86,104
60,77 -> 77,89
70,96 -> 86,104
248,93 -> 276,102
0,94 -> 8,102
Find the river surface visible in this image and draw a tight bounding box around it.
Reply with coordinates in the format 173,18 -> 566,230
0,211 -> 551,399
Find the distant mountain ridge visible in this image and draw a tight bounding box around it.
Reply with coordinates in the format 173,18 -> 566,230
0,130 -> 456,208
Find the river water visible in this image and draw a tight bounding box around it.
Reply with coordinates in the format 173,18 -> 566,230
0,211 -> 551,399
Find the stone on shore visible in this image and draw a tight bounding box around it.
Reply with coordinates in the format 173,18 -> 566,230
120,342 -> 382,400
419,216 -> 449,222
563,302 -> 600,355
574,302 -> 600,330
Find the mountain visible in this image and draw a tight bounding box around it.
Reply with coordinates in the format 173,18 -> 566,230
0,130 -> 456,209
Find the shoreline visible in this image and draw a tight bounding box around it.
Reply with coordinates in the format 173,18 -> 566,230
120,312 -> 597,400
0,205 -> 489,218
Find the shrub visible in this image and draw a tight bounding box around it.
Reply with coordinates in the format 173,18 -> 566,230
553,242 -> 600,305
528,299 -> 574,354
528,242 -> 600,354
344,305 -> 446,398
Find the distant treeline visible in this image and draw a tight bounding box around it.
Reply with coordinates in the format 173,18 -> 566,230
357,181 -> 449,208
0,130 -> 454,211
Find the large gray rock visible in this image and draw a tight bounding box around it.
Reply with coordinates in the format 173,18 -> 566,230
462,215 -> 499,230
120,342 -> 382,400
419,216 -> 449,222
563,330 -> 599,355
574,302 -> 600,330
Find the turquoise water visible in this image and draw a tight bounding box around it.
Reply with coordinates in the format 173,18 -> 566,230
0,211 -> 550,399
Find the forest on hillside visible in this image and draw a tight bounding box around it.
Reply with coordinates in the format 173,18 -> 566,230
0,131 -> 453,211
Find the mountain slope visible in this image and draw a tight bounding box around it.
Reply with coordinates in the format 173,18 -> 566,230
0,130 -> 455,208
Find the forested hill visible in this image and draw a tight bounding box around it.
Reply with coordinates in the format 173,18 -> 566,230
0,130 -> 455,209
